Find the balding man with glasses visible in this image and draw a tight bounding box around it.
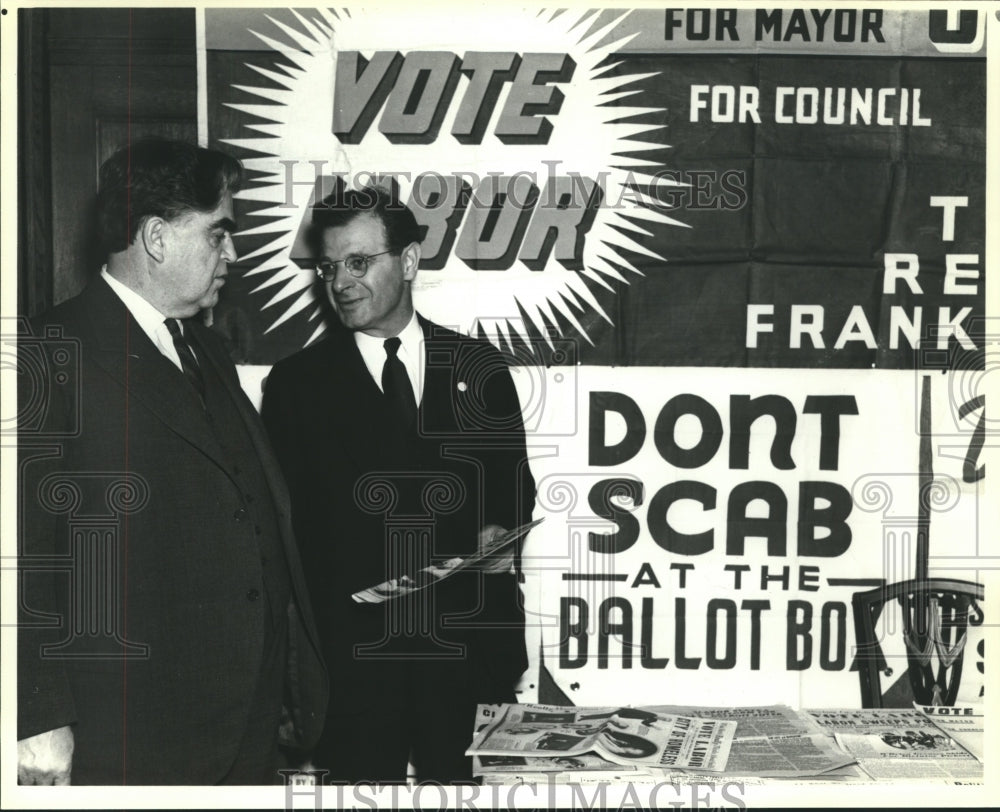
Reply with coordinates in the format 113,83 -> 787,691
261,185 -> 535,784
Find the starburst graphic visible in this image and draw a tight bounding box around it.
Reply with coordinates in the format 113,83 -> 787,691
222,7 -> 686,350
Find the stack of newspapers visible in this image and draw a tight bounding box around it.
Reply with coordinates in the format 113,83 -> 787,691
467,703 -> 863,784
467,704 -> 737,783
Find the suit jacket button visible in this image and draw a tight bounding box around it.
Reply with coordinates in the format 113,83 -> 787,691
247,589 -> 260,601
234,508 -> 246,521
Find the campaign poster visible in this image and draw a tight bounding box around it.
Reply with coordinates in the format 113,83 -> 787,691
200,5 -> 992,715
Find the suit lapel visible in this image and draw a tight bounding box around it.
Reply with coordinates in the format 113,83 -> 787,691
419,317 -> 460,436
189,321 -> 294,514
190,320 -> 329,663
81,279 -> 230,474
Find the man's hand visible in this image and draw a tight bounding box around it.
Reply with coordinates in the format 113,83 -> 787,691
476,524 -> 515,574
17,726 -> 74,785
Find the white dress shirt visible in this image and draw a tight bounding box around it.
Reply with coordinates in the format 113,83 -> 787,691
353,311 -> 425,404
101,268 -> 187,372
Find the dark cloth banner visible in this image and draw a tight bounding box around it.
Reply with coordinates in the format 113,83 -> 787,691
206,7 -> 984,371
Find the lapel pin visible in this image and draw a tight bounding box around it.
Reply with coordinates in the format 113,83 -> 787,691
457,381 -> 467,392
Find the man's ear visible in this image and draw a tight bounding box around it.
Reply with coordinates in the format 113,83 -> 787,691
140,217 -> 166,263
401,241 -> 421,282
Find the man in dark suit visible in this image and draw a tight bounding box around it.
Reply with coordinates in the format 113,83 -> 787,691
16,138 -> 327,785
262,186 -> 536,783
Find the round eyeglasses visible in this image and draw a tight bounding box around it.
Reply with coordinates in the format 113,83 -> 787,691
314,250 -> 394,281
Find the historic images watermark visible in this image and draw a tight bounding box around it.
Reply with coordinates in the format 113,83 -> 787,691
276,160 -> 749,213
280,769 -> 748,810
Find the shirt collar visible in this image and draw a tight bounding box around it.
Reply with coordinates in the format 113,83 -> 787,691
101,267 -> 175,341
353,311 -> 423,356
353,311 -> 424,400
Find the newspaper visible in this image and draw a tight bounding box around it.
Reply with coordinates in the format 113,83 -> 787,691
805,708 -> 943,734
646,704 -> 817,738
644,705 -> 855,778
665,763 -> 869,786
473,753 -> 631,774
351,518 -> 542,603
805,708 -> 983,784
472,705 -> 660,782
467,704 -> 736,772
480,769 -> 648,786
914,704 -> 984,762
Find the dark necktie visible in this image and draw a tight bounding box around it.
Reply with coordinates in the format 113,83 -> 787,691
382,336 -> 417,431
164,318 -> 206,406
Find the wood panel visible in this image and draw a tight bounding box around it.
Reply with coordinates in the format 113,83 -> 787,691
17,10 -> 53,318
29,8 -> 199,309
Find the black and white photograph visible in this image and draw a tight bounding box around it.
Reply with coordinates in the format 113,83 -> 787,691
2,2 -> 995,809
